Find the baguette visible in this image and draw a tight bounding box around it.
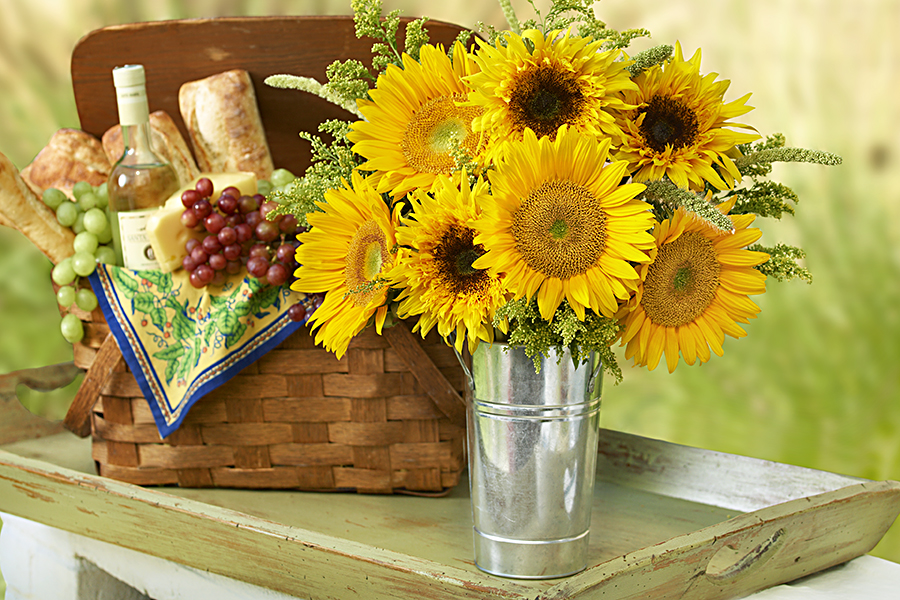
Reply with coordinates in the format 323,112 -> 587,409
102,110 -> 201,187
178,69 -> 274,180
0,150 -> 75,264
19,128 -> 110,199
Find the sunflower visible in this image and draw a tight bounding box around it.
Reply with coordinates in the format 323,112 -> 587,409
346,41 -> 485,200
466,28 -> 636,160
292,171 -> 397,359
612,42 -> 759,192
473,125 -> 655,322
389,175 -> 510,353
618,198 -> 770,373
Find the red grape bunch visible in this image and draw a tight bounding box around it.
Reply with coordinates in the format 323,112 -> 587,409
178,177 -> 305,307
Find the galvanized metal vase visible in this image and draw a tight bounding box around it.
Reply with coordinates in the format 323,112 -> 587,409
461,343 -> 603,579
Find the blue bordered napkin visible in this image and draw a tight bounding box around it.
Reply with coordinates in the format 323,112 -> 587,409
89,264 -> 312,438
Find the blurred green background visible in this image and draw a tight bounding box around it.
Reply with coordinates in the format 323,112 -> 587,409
0,0 -> 897,595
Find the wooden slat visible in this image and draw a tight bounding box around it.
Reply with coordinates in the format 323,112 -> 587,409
64,333 -> 122,437
261,398 -> 352,423
93,417 -> 163,444
255,349 -> 348,374
347,347 -> 385,375
386,395 -> 445,420
139,444 -> 235,469
390,443 -> 452,469
291,422 -> 329,443
268,443 -> 353,467
328,422 -> 405,446
332,467 -> 392,492
199,423 -> 294,446
210,467 -> 301,489
203,375 -> 288,401
321,373 -> 403,398
382,322 -> 466,427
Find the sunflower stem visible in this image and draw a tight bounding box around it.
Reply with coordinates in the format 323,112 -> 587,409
264,74 -> 364,119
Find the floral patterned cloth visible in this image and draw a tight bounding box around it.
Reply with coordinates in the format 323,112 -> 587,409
88,264 -> 310,438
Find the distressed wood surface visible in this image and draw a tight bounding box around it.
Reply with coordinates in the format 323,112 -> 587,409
2,426 -> 898,599
0,363 -> 82,444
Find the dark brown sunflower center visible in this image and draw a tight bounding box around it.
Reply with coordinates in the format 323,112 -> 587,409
402,93 -> 484,174
344,219 -> 390,307
640,231 -> 720,327
638,95 -> 700,153
432,223 -> 491,295
511,179 -> 607,279
507,63 -> 586,139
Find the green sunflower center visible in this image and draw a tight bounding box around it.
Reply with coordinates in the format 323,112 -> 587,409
640,231 -> 720,327
402,93 -> 484,175
344,219 -> 390,307
511,179 -> 607,280
507,63 -> 586,139
432,223 -> 491,295
638,95 -> 700,153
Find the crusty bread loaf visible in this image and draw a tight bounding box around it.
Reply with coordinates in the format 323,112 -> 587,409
19,128 -> 110,199
178,69 -> 274,180
102,110 -> 201,187
0,150 -> 76,264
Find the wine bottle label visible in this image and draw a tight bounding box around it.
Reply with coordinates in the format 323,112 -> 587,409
116,208 -> 160,270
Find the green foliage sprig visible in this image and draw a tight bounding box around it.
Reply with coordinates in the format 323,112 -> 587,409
494,298 -> 623,383
749,243 -> 813,284
727,180 -> 799,218
736,133 -> 843,178
627,44 -> 674,77
515,0 -> 650,48
267,120 -> 362,226
641,180 -> 734,232
351,0 -> 430,72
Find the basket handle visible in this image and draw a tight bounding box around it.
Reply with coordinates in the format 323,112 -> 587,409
382,322 -> 466,428
63,333 -> 122,437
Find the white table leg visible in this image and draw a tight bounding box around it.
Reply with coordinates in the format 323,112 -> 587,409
0,513 -> 150,600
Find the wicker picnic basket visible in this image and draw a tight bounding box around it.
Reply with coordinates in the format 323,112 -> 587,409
65,296 -> 467,494
53,16 -> 474,494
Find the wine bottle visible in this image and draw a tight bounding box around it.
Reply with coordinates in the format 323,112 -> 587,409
107,64 -> 179,269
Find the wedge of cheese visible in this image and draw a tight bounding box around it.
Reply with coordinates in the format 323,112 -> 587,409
147,172 -> 257,272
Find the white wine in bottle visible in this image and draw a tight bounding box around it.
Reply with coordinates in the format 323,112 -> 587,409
107,64 -> 179,269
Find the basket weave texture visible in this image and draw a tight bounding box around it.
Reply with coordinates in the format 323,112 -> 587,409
66,298 -> 468,495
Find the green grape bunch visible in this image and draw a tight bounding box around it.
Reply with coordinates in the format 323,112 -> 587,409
44,181 -> 115,344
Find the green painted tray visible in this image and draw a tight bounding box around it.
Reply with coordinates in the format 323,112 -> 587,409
2,373 -> 898,600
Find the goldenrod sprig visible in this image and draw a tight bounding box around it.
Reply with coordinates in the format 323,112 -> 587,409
518,0 -> 649,49
324,59 -> 373,105
497,0 -> 522,35
727,180 -> 799,219
351,0 -> 430,72
267,120 -> 362,226
736,133 -> 842,177
627,44 -> 674,77
749,243 -> 812,283
736,147 -> 843,170
494,298 -> 623,382
403,18 -> 431,61
642,180 -> 734,232
264,74 -> 364,119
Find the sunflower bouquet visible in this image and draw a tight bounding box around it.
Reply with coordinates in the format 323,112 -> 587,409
265,0 -> 840,381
